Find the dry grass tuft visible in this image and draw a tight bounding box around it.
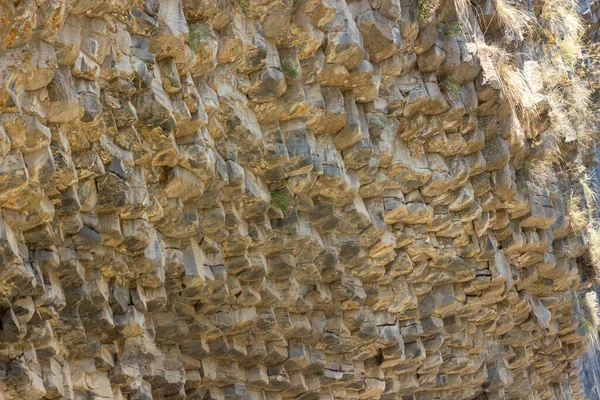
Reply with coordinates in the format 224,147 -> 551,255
578,172 -> 600,282
567,79 -> 596,148
541,0 -> 585,37
545,88 -> 575,142
516,156 -> 559,196
556,78 -> 594,147
538,58 -> 567,86
583,291 -> 600,327
582,291 -> 600,347
540,0 -> 585,66
475,43 -> 537,126
496,63 -> 536,124
568,192 -> 589,234
558,35 -> 583,66
571,171 -> 600,284
492,0 -> 536,40
537,59 -> 597,149
588,225 -> 600,280
454,0 -> 471,27
581,172 -> 598,211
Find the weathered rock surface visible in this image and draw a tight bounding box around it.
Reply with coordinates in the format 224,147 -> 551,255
0,0 -> 596,399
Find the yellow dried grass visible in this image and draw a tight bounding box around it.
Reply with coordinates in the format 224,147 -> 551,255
492,0 -> 536,40
582,290 -> 600,348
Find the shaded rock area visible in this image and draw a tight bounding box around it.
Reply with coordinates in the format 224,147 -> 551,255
0,0 -> 598,399
578,287 -> 600,400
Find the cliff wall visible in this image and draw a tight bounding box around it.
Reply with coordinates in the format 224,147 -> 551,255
0,0 -> 597,399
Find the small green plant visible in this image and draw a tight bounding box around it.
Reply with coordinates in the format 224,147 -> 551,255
237,0 -> 249,15
439,21 -> 463,37
281,60 -> 298,79
515,164 -> 532,195
416,0 -> 441,24
497,299 -> 510,308
533,277 -> 545,288
444,21 -> 463,36
441,74 -> 461,96
188,23 -> 211,53
271,191 -> 290,213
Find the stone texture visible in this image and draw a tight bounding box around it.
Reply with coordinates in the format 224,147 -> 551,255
0,0 -> 596,400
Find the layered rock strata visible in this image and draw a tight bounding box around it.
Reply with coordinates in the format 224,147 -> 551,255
0,0 -> 597,399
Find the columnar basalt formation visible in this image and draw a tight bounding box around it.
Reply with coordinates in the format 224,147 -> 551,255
0,0 -> 598,399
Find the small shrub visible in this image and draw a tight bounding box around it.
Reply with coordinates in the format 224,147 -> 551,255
281,60 -> 298,79
416,0 -> 440,25
271,191 -> 290,213
440,74 -> 461,96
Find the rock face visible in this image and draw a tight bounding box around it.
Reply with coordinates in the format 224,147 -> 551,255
0,0 -> 597,399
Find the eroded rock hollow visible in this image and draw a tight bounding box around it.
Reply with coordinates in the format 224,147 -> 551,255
0,0 -> 598,399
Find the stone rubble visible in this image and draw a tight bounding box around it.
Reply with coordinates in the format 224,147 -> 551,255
0,0 -> 596,399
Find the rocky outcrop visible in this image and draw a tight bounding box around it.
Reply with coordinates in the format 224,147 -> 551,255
0,0 -> 597,399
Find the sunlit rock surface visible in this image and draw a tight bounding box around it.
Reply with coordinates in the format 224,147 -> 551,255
0,0 -> 597,399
